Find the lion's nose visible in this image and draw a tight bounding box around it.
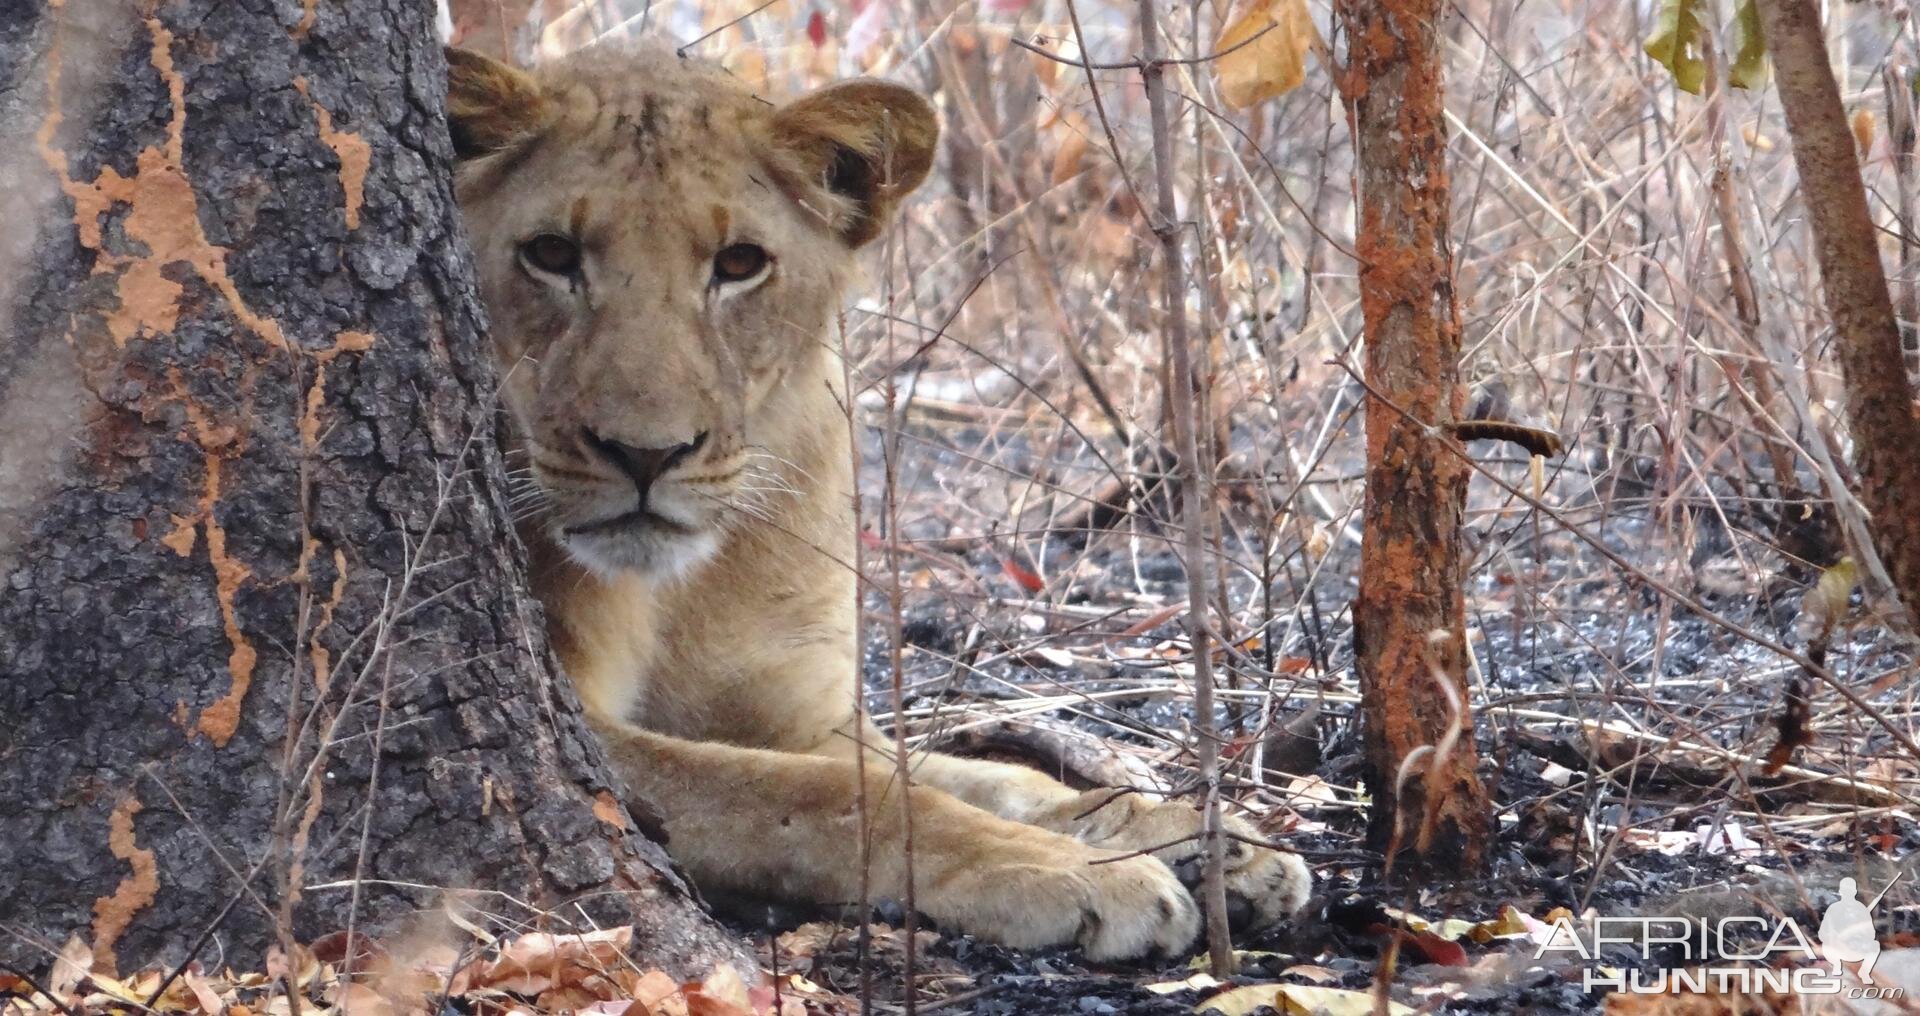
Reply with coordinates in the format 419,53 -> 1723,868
582,428 -> 708,501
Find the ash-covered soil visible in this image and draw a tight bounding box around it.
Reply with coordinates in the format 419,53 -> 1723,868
811,420 -> 1920,1014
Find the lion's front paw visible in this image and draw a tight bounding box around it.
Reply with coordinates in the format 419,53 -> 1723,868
1070,851 -> 1203,961
1048,790 -> 1312,933
1169,824 -> 1313,931
927,846 -> 1200,961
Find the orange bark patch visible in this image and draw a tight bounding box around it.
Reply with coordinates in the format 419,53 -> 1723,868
592,791 -> 629,831
294,78 -> 371,230
192,453 -> 257,746
38,18 -> 288,351
299,330 -> 376,451
160,513 -> 197,556
293,0 -> 318,38
309,548 -> 349,692
175,396 -> 257,748
294,329 -> 371,697
90,796 -> 159,975
285,767 -> 326,909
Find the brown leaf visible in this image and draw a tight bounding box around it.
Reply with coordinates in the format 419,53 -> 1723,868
696,968 -> 751,1011
181,969 -> 228,1015
1396,928 -> 1469,967
472,928 -> 633,996
1213,0 -> 1316,109
537,981 -> 625,1012
581,1001 -> 651,1016
335,983 -> 397,1016
1051,129 -> 1090,186
632,970 -> 683,1009
1854,108 -> 1877,155
684,993 -> 751,1016
310,931 -> 387,970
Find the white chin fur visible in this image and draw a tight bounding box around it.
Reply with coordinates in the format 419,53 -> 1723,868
562,526 -> 721,580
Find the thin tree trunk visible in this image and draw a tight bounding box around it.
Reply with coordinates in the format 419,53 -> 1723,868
1756,0 -> 1920,622
1334,0 -> 1490,872
1136,0 -> 1233,976
0,0 -> 747,977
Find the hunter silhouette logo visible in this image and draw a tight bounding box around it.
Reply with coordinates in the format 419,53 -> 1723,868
1820,875 -> 1898,984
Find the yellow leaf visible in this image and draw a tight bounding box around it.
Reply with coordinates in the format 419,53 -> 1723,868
1147,973 -> 1224,994
1802,556 -> 1858,634
1467,904 -> 1533,943
1197,984 -> 1415,1016
1186,949 -> 1289,972
1213,0 -> 1316,109
83,974 -> 147,1005
1195,985 -> 1280,1016
1381,906 -> 1431,932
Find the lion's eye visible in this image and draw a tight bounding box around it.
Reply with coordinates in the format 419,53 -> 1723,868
521,234 -> 582,276
712,243 -> 769,284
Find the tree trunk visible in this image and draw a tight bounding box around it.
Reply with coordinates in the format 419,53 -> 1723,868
0,0 -> 747,978
1334,0 -> 1490,873
1756,0 -> 1920,622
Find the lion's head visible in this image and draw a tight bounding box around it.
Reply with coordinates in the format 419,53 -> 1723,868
447,45 -> 936,576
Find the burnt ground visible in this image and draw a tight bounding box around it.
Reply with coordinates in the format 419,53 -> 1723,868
755,416 -> 1920,1015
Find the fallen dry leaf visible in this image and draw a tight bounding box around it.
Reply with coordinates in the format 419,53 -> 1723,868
471,927 -> 632,996
697,967 -> 751,1010
49,935 -> 92,999
1197,983 -> 1415,1016
1144,973 -> 1223,994
1213,0 -> 1316,109
632,970 -> 682,1008
334,982 -> 397,1016
180,969 -> 226,1015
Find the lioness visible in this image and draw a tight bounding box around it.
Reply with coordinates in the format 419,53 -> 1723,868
445,43 -> 1310,960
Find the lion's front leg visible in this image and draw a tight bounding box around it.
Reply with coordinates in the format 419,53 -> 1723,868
894,745 -> 1313,932
593,719 -> 1200,961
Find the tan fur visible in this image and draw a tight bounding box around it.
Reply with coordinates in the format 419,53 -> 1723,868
447,42 -> 1309,960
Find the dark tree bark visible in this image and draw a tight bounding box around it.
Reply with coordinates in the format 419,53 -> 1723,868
1756,0 -> 1920,623
1334,0 -> 1490,873
0,0 -> 747,978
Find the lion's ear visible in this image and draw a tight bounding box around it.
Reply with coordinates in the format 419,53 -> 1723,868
445,47 -> 550,160
770,81 -> 938,247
